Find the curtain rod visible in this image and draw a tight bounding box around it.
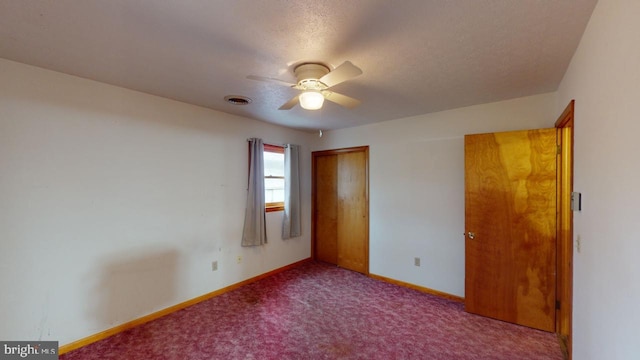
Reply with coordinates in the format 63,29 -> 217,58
246,138 -> 291,147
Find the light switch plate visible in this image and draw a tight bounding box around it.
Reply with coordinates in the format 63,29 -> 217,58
571,192 -> 582,211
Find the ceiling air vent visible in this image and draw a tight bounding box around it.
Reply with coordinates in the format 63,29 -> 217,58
224,95 -> 252,105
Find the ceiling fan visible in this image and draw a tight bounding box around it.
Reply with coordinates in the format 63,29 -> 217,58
247,61 -> 363,110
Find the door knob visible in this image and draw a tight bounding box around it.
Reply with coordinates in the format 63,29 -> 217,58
467,232 -> 475,240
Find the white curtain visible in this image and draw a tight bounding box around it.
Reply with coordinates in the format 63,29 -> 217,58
242,138 -> 267,246
282,144 -> 301,239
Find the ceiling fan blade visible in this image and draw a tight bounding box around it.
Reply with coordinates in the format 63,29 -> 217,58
247,75 -> 296,87
278,95 -> 300,110
322,91 -> 361,109
319,61 -> 363,88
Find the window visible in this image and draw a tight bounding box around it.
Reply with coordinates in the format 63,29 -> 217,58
263,144 -> 284,212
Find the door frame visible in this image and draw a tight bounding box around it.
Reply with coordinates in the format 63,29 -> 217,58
555,100 -> 575,359
311,146 -> 369,273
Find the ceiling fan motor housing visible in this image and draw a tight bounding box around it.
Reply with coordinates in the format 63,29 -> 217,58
294,63 -> 330,89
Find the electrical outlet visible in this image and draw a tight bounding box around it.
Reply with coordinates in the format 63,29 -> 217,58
237,256 -> 242,264
414,257 -> 420,267
211,261 -> 218,271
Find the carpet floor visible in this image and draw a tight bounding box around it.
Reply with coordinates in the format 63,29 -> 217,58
61,261 -> 564,359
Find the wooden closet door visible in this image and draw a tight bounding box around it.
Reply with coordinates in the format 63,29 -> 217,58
314,154 -> 338,264
337,150 -> 368,273
313,147 -> 369,274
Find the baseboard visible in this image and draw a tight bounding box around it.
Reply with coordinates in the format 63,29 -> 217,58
368,273 -> 464,303
59,258 -> 312,355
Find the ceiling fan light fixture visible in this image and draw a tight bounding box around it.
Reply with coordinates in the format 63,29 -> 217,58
299,91 -> 324,110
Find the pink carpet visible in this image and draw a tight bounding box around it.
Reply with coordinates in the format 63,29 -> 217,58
61,261 -> 563,359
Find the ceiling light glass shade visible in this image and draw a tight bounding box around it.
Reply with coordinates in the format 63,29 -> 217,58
299,91 -> 325,110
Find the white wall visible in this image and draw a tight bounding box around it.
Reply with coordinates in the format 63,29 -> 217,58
0,59 -> 313,345
556,0 -> 640,358
315,93 -> 557,297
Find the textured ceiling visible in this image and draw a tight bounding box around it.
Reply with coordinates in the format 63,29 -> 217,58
0,0 -> 597,131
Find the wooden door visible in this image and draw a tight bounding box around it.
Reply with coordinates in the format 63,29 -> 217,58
313,147 -> 369,274
315,154 -> 338,264
337,151 -> 368,273
465,128 -> 557,332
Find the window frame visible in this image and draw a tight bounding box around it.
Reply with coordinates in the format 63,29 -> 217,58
263,144 -> 285,212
